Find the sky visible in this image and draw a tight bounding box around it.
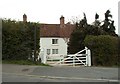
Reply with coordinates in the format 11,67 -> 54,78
0,0 -> 119,34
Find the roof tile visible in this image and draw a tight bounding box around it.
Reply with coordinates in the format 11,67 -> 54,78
40,24 -> 75,38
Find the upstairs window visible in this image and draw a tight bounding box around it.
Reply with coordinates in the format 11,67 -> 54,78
52,39 -> 58,44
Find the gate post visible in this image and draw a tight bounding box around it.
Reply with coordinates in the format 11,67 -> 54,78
85,47 -> 91,66
86,49 -> 91,66
40,48 -> 46,64
88,49 -> 91,66
85,47 -> 88,66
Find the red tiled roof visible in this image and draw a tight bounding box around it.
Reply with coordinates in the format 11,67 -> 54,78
40,24 -> 76,38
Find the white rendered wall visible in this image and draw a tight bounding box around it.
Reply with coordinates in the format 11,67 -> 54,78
40,37 -> 67,57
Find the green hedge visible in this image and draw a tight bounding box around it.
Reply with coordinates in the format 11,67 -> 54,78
2,19 -> 40,60
84,35 -> 119,66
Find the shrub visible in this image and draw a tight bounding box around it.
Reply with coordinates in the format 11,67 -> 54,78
2,19 -> 40,61
84,35 -> 119,66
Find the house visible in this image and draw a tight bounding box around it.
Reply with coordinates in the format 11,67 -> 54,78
40,16 -> 76,63
22,14 -> 77,63
22,14 -> 91,66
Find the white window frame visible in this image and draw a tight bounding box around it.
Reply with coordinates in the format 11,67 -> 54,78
52,49 -> 58,54
52,39 -> 58,44
47,49 -> 51,55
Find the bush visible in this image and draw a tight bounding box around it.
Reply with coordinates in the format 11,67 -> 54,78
2,19 -> 40,61
84,35 -> 119,66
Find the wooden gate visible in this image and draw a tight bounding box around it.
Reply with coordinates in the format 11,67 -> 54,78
46,47 -> 91,67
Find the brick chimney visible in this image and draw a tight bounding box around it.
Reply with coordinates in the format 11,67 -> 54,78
60,15 -> 65,28
23,14 -> 27,22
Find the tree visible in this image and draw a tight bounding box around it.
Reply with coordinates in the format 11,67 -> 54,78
68,10 -> 118,54
101,10 -> 116,34
2,19 -> 40,61
93,13 -> 101,27
68,13 -> 88,54
68,28 -> 86,54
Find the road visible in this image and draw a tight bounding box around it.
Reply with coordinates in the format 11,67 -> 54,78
2,64 -> 119,82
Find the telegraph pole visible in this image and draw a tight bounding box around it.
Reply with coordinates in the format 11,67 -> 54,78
34,24 -> 37,62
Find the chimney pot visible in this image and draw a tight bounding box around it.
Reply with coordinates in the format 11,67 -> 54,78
60,15 -> 64,28
23,14 -> 27,22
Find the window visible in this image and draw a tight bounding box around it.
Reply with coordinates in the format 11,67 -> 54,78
52,49 -> 58,54
47,49 -> 50,55
52,39 -> 58,44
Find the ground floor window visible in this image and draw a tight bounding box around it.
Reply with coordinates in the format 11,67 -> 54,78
52,49 -> 58,54
47,49 -> 50,55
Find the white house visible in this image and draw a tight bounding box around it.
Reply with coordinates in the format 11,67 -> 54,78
39,16 -> 75,63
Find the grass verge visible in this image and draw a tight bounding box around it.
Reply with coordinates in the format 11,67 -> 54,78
2,60 -> 51,66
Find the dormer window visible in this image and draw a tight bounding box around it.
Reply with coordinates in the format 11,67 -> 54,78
52,39 -> 58,44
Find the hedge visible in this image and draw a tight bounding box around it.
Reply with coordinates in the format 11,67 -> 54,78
2,19 -> 40,61
84,35 -> 119,66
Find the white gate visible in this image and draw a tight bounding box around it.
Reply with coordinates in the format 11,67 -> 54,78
41,47 -> 91,67
55,47 -> 91,66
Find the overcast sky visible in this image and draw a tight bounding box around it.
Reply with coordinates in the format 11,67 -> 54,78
0,0 -> 119,34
